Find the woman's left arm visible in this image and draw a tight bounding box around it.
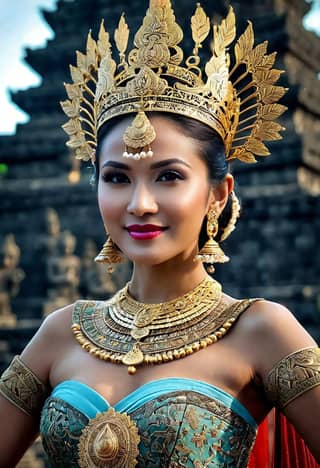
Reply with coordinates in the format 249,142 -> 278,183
248,301 -> 320,462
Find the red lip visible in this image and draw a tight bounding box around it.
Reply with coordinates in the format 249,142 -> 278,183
126,224 -> 167,240
126,224 -> 166,232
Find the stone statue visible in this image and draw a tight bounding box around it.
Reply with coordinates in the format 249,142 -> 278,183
81,239 -> 117,299
43,230 -> 81,316
0,234 -> 25,327
43,208 -> 61,256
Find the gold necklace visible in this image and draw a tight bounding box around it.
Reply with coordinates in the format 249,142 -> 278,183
72,277 -> 255,374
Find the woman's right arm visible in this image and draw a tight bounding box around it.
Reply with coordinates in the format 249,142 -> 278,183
0,304 -> 73,466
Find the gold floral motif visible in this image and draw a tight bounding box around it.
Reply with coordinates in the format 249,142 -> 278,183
265,347 -> 320,409
78,408 -> 140,467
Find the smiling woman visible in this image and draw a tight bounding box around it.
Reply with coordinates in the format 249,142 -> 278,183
0,1 -> 320,467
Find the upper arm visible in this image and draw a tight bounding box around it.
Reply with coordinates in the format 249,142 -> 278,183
0,303 -> 74,466
246,300 -> 320,461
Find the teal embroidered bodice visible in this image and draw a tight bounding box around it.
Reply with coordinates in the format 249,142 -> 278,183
40,378 -> 257,467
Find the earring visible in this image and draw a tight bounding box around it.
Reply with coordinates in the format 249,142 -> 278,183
220,191 -> 241,242
195,210 -> 229,273
94,237 -> 125,273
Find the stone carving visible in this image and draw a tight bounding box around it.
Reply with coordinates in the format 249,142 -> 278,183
43,230 -> 81,316
43,208 -> 61,256
0,235 -> 25,327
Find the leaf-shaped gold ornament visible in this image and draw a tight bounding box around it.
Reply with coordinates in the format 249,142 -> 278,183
62,118 -> 82,136
97,20 -> 111,58
234,21 -> 254,65
212,6 -> 236,56
205,52 -> 228,100
230,147 -> 257,163
254,69 -> 283,87
70,65 -> 83,84
253,120 -> 284,140
64,83 -> 82,100
259,85 -> 287,104
245,137 -> 270,156
60,99 -> 80,118
86,31 -> 97,70
76,51 -> 88,74
261,52 -> 276,71
66,133 -> 86,149
191,4 -> 210,49
258,103 -> 287,120
246,41 -> 268,72
115,13 -> 129,57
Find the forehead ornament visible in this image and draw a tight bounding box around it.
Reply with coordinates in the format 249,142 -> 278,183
61,0 -> 287,164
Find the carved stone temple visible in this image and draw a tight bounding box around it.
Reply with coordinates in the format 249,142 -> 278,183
0,2 -> 319,461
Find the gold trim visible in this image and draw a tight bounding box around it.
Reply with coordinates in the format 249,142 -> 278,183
265,347 -> 320,409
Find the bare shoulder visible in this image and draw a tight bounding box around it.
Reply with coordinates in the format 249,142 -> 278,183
19,303 -> 76,385
234,299 -> 317,378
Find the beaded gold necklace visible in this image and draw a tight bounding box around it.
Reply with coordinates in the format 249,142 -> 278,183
72,276 -> 254,374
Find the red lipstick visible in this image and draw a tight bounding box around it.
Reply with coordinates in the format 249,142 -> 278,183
126,224 -> 166,240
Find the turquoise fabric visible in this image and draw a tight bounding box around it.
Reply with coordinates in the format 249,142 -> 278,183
40,377 -> 257,467
51,377 -> 257,427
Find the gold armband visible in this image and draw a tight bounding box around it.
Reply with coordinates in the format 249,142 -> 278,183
265,347 -> 320,409
0,355 -> 49,416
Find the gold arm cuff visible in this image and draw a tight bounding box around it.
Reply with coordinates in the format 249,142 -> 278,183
0,355 -> 49,417
265,347 -> 320,410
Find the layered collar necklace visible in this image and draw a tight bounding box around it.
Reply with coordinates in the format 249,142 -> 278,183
72,276 -> 254,374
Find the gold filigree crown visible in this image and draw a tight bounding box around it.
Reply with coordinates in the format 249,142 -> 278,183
61,0 -> 287,163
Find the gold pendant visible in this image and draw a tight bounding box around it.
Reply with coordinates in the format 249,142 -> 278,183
122,344 -> 144,366
131,327 -> 150,340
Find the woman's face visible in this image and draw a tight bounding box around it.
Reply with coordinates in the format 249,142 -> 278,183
98,116 -> 225,267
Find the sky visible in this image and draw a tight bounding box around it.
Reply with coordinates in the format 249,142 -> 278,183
0,0 -> 320,136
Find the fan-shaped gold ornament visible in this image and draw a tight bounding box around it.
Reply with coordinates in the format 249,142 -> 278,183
61,0 -> 287,163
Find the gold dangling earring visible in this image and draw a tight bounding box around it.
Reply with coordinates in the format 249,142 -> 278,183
195,210 -> 229,273
94,236 -> 125,273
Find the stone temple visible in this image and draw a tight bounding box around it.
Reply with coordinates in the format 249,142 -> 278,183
0,0 -> 320,463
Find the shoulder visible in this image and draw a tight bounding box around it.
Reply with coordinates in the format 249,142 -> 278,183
234,299 -> 317,378
19,302 -> 76,385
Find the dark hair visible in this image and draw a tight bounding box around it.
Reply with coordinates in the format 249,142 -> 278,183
94,112 -> 233,246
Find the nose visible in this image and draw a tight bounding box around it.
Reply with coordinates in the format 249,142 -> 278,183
127,182 -> 158,216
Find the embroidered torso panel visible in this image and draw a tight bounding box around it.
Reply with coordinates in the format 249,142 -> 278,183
40,378 -> 257,467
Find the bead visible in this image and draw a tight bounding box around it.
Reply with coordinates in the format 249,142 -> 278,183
140,151 -> 147,158
215,331 -> 223,338
128,366 -> 137,375
192,342 -> 200,351
123,151 -> 129,158
147,150 -> 153,157
207,265 -> 215,273
133,153 -> 140,160
200,340 -> 207,348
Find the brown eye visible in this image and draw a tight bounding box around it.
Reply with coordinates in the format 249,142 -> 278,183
102,171 -> 130,184
157,170 -> 184,182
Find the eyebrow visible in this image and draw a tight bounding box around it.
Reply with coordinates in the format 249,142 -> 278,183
101,158 -> 192,170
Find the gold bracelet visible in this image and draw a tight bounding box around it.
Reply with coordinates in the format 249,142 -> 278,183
265,347 -> 320,409
0,355 -> 49,416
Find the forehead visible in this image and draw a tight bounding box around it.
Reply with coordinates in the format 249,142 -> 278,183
98,115 -> 202,166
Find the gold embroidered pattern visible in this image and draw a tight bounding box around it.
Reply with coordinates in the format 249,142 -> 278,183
78,408 -> 140,467
265,347 -> 320,409
0,355 -> 49,416
72,278 -> 257,373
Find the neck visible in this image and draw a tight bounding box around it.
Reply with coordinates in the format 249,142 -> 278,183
128,255 -> 211,304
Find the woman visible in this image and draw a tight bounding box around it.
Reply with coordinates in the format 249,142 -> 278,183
0,1 -> 319,466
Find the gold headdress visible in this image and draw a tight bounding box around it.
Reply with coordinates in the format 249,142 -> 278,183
61,0 -> 287,163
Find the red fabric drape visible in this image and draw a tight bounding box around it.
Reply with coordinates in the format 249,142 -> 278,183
248,411 -> 319,468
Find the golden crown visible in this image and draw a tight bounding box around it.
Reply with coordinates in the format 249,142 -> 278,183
61,0 -> 287,164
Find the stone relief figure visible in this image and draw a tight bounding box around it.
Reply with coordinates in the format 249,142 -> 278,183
0,234 -> 25,327
42,208 -> 61,256
43,230 -> 81,316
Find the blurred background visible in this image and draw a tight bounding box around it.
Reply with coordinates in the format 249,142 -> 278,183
0,0 -> 320,464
